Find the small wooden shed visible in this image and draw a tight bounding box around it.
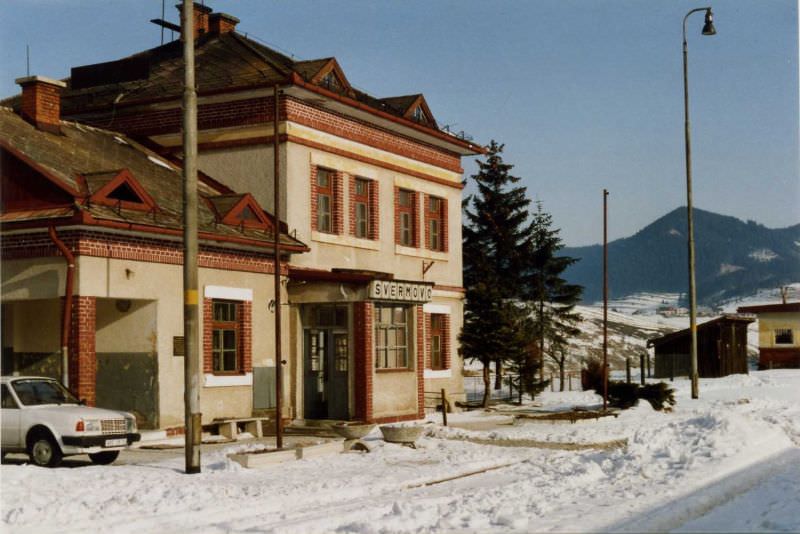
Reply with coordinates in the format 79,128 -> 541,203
648,315 -> 754,378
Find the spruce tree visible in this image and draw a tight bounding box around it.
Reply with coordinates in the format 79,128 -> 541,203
522,202 -> 583,385
461,141 -> 535,406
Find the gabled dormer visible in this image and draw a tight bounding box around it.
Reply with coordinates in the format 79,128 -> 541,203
308,58 -> 353,97
85,168 -> 158,212
206,193 -> 272,230
403,95 -> 436,128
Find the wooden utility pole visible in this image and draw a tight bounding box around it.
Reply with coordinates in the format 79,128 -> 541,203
602,189 -> 609,411
273,84 -> 284,450
181,0 -> 201,474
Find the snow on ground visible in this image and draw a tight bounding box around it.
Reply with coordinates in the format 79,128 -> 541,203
2,371 -> 799,533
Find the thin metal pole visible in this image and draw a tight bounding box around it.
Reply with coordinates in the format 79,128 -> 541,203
602,189 -> 609,411
273,84 -> 284,449
181,0 -> 201,474
683,8 -> 711,400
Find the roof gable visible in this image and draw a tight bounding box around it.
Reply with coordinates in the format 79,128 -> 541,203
308,58 -> 353,97
87,168 -> 158,212
207,193 -> 272,230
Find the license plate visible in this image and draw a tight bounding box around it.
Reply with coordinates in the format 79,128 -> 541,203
105,438 -> 127,447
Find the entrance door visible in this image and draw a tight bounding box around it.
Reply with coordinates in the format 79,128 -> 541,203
303,305 -> 349,420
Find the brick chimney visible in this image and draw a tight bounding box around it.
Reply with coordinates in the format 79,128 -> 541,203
15,76 -> 66,134
177,2 -> 212,40
209,12 -> 239,35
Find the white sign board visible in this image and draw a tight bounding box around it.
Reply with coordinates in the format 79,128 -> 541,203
368,280 -> 433,302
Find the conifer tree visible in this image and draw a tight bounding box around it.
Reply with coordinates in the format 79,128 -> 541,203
461,141 -> 536,406
522,202 -> 583,384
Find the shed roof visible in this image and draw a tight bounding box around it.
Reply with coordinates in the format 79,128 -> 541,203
737,303 -> 800,314
647,314 -> 755,347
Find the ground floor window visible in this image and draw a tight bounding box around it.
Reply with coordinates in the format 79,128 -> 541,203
775,328 -> 794,345
212,300 -> 240,373
429,314 -> 445,370
375,304 -> 410,369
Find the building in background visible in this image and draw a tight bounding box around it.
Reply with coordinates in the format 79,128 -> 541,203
648,315 -> 754,379
737,303 -> 800,369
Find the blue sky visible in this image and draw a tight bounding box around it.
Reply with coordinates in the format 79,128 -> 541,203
1,0 -> 797,246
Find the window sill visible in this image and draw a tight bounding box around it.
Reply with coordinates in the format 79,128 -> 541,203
424,369 -> 452,379
376,368 -> 415,374
311,231 -> 381,251
204,372 -> 253,388
394,245 -> 449,261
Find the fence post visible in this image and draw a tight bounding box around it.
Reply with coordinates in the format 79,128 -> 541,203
640,354 -> 646,385
670,354 -> 675,382
568,372 -> 572,391
441,388 -> 448,427
626,358 -> 631,384
550,374 -> 554,391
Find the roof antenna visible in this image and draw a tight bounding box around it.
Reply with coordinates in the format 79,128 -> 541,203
26,44 -> 30,76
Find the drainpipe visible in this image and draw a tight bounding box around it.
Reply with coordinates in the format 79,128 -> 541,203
48,226 -> 75,387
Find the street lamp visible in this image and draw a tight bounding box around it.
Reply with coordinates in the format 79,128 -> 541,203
682,7 -> 716,400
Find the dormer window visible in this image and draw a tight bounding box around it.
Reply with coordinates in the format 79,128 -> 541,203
412,106 -> 428,124
207,193 -> 272,231
320,71 -> 344,93
86,169 -> 158,212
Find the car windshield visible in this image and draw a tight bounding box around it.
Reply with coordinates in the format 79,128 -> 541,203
11,379 -> 79,406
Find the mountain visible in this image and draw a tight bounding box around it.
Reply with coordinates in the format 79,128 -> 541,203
563,207 -> 800,305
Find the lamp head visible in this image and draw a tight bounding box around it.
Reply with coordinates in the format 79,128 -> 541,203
702,9 -> 716,35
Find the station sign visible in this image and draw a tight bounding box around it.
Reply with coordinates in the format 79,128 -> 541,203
368,280 -> 433,302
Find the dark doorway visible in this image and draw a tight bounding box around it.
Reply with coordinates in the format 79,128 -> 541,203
303,305 -> 349,420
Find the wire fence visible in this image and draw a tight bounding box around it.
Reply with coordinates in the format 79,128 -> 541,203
463,371 -> 584,404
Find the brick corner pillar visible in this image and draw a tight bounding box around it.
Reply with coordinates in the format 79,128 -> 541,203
69,296 -> 96,405
354,301 -> 374,422
416,305 -> 425,418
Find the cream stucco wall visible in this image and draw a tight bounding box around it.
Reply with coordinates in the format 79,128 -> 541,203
2,249 -> 288,429
756,312 -> 800,348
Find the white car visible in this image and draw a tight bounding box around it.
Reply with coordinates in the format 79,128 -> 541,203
1,376 -> 140,467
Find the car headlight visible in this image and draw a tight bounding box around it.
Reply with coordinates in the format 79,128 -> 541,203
83,419 -> 102,432
126,416 -> 137,433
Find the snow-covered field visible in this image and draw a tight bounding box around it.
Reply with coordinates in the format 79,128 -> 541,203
3,370 -> 799,533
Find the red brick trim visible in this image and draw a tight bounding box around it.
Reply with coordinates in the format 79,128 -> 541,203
354,301 -> 374,422
333,171 -> 344,235
203,298 -> 253,375
1,231 -> 290,275
310,165 -> 319,232
424,312 -> 451,370
88,95 -> 463,173
69,296 -> 96,406
442,314 -> 452,370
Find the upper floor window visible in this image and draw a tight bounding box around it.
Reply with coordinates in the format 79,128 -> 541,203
352,177 -> 374,239
426,195 -> 446,251
397,188 -> 416,247
775,328 -> 794,345
313,167 -> 344,234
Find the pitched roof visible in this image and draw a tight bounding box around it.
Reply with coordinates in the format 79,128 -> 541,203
737,303 -> 800,314
0,107 -> 306,251
1,28 -> 463,146
646,314 -> 755,347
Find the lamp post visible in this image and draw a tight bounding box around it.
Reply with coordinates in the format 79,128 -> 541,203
682,7 -> 716,400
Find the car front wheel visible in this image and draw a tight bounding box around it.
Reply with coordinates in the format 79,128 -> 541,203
29,435 -> 62,467
88,451 -> 119,465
